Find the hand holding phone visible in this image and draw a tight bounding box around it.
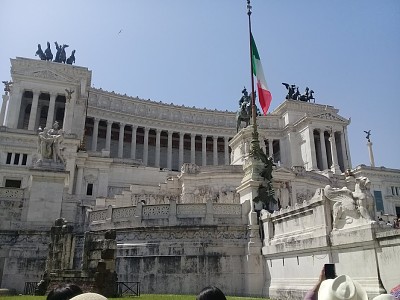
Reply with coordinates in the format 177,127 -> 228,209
324,263 -> 336,279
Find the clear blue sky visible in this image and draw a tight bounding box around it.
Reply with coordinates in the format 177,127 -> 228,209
1,0 -> 399,169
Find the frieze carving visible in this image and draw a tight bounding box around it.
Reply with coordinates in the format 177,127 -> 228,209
116,228 -> 247,242
313,112 -> 347,122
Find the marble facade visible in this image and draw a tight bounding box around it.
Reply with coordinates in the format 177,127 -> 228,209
0,57 -> 399,298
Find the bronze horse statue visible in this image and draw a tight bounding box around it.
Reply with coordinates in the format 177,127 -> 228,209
236,102 -> 251,132
35,44 -> 46,60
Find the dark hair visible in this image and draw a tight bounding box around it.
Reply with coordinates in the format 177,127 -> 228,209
197,286 -> 227,300
47,284 -> 83,300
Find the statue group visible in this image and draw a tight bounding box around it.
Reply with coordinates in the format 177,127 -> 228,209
35,41 -> 76,65
37,121 -> 65,165
282,83 -> 315,102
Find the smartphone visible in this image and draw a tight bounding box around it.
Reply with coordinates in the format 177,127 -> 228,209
324,263 -> 336,279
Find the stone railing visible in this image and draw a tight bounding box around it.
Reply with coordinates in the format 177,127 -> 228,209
0,188 -> 24,199
88,201 -> 245,230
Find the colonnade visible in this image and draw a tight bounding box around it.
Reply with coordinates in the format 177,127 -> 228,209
12,90 -> 67,131
89,117 -> 232,170
312,128 -> 350,172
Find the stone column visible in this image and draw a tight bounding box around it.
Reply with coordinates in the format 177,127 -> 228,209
0,94 -> 9,126
35,104 -> 42,130
75,165 -> 84,195
261,138 -> 266,154
202,135 -> 207,166
105,120 -> 112,151
6,85 -> 22,129
91,118 -> 100,151
329,131 -> 341,174
340,130 -> 349,170
131,125 -> 137,159
213,135 -> 218,166
307,127 -> 318,170
268,139 -> 273,159
367,141 -> 375,167
224,136 -> 229,165
143,127 -> 149,165
179,132 -> 184,168
167,131 -> 173,170
118,122 -> 125,158
344,126 -> 352,168
190,133 -> 196,163
155,129 -> 161,168
46,93 -> 57,128
28,90 -> 40,130
319,129 -> 328,170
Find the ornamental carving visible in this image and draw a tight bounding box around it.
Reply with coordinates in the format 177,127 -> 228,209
90,209 -> 108,222
142,205 -> 169,217
177,204 -> 206,215
112,207 -> 137,220
213,204 -> 241,215
0,188 -> 24,199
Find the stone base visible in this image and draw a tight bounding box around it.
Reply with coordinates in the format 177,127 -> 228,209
33,159 -> 65,171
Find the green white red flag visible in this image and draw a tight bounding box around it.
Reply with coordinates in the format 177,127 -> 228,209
251,33 -> 272,115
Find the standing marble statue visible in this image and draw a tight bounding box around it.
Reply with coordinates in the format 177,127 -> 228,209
37,121 -> 65,164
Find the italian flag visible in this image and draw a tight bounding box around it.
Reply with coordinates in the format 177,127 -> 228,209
251,33 -> 272,115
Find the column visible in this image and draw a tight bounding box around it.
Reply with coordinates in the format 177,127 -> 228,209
143,127 -> 149,165
268,139 -> 273,159
28,90 -> 40,130
307,127 -> 318,170
131,125 -> 137,159
18,153 -> 23,165
213,136 -> 218,166
167,131 -> 173,170
340,130 -> 349,170
179,132 -> 184,167
367,141 -> 375,167
0,94 -> 9,125
329,131 -> 340,173
46,93 -> 57,128
344,127 -> 352,168
190,133 -> 196,163
261,139 -> 266,154
91,118 -> 100,151
75,165 -> 84,195
224,136 -> 229,165
155,129 -> 161,168
105,120 -> 112,151
118,122 -> 125,158
202,135 -> 207,166
319,130 -> 328,170
35,104 -> 42,130
6,85 -> 22,129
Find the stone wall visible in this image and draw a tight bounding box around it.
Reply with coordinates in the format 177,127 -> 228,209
260,189 -> 400,300
116,225 -> 249,295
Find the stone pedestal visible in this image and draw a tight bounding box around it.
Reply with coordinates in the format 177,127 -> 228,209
27,169 -> 68,225
236,155 -> 266,297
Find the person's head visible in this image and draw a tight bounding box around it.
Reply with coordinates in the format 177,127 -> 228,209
197,286 -> 226,300
47,284 -> 83,300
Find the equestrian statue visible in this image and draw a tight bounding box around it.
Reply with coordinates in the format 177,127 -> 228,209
236,87 -> 252,132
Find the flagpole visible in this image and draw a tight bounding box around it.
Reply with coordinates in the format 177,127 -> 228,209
247,0 -> 260,149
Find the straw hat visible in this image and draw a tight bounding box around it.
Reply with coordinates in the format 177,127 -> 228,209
70,293 -> 108,300
318,275 -> 368,300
